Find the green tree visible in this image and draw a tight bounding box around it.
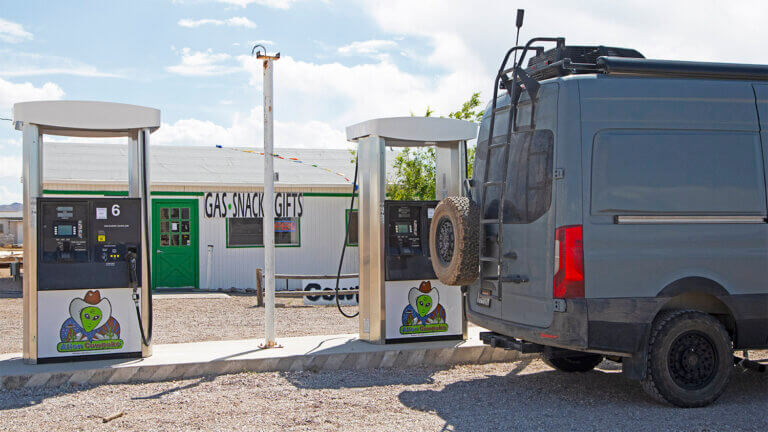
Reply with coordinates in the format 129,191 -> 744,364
386,92 -> 484,200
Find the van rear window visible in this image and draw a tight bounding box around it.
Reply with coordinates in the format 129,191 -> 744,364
501,129 -> 554,223
591,130 -> 766,214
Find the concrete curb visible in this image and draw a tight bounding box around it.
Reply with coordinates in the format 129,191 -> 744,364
1,340 -> 535,391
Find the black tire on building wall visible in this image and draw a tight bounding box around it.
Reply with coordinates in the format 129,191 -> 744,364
641,310 -> 733,408
429,196 -> 480,286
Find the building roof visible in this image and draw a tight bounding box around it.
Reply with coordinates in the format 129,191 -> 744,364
44,142 -> 393,188
0,211 -> 22,219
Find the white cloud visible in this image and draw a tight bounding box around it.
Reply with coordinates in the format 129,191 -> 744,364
239,53 -> 478,128
0,18 -> 33,43
0,156 -> 22,179
166,48 -> 241,76
0,51 -> 123,78
337,40 -> 397,58
363,0 -> 768,72
0,184 -> 21,204
153,106 -> 348,149
0,77 -> 64,111
216,0 -> 297,9
178,16 -> 256,28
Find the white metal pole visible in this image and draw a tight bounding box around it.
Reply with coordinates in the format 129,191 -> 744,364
263,54 -> 277,347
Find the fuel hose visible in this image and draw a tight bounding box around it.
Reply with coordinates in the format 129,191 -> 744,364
334,157 -> 359,318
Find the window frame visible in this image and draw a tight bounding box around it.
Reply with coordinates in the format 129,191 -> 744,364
226,216 -> 302,248
345,209 -> 359,247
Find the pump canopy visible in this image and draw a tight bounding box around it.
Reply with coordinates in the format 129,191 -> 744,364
14,100 -> 160,138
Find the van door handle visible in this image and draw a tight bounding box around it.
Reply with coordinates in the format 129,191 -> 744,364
504,274 -> 529,284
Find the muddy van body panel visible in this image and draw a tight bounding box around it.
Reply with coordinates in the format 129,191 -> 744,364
470,73 -> 768,355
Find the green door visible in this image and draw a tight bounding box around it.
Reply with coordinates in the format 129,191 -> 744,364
152,199 -> 199,289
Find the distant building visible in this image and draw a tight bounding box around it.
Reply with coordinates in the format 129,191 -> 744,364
0,208 -> 22,245
42,142 -> 393,291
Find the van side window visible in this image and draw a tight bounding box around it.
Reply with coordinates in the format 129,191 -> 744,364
502,129 -> 555,223
591,130 -> 766,214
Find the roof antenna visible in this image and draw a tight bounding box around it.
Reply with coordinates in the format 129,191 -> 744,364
513,9 -> 524,69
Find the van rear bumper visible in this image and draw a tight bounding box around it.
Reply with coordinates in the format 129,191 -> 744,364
469,299 -> 647,356
467,298 -> 593,353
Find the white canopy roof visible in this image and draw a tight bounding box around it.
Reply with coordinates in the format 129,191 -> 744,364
13,101 -> 160,138
346,116 -> 477,146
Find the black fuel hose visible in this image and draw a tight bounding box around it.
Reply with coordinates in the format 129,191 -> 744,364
335,157 -> 359,318
135,130 -> 153,346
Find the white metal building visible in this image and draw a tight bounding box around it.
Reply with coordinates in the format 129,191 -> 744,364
0,208 -> 23,245
43,142 -> 392,290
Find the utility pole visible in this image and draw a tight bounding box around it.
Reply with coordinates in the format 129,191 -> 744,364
253,44 -> 280,348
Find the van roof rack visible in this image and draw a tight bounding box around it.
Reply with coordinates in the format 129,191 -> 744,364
493,37 -> 768,133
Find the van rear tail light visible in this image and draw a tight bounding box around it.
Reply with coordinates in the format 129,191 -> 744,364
553,225 -> 584,299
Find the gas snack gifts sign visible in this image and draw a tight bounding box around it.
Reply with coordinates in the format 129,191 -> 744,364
204,192 -> 304,218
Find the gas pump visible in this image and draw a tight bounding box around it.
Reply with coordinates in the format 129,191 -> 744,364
345,117 -> 477,343
14,101 -> 159,363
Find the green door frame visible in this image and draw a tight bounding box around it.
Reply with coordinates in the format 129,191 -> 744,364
151,198 -> 200,289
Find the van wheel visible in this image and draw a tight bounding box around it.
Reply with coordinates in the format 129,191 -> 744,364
429,196 -> 479,286
641,310 -> 733,408
542,353 -> 603,372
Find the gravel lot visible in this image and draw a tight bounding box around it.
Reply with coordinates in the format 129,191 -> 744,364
0,295 -> 358,354
2,359 -> 768,431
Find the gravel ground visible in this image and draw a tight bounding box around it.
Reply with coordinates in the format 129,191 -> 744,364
0,295 -> 358,354
2,359 -> 768,431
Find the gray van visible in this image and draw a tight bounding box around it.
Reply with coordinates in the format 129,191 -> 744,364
429,38 -> 768,407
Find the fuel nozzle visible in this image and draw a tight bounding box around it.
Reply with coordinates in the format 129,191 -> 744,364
126,249 -> 139,288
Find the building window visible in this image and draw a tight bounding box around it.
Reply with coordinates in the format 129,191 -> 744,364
345,209 -> 358,246
0,224 -> 4,233
227,217 -> 300,248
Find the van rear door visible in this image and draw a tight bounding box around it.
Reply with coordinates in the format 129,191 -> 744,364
472,83 -> 558,327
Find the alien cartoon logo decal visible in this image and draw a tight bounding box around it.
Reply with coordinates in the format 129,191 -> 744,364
58,290 -> 124,353
400,281 -> 448,335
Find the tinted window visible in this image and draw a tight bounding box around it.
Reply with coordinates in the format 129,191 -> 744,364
346,210 -> 358,246
228,217 -> 300,247
486,129 -> 554,224
591,130 -> 766,214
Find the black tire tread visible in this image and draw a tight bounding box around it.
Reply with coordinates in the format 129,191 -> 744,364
430,196 -> 480,286
542,353 -> 604,373
641,309 -> 732,408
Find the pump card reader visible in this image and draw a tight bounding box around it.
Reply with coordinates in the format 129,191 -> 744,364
385,200 -> 439,281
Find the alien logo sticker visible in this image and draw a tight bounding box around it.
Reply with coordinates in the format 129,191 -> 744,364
58,290 -> 123,353
400,281 -> 448,335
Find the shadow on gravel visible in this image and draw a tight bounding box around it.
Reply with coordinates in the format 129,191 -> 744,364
132,375 -> 216,400
398,364 -> 768,432
0,375 -> 218,411
282,366 -> 440,389
0,384 -> 85,411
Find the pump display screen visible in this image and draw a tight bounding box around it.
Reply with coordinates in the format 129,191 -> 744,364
395,224 -> 410,234
53,223 -> 76,237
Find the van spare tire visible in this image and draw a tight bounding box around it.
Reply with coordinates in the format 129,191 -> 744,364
429,196 -> 480,285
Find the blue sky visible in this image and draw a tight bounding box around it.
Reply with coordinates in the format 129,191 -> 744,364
0,0 -> 766,203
